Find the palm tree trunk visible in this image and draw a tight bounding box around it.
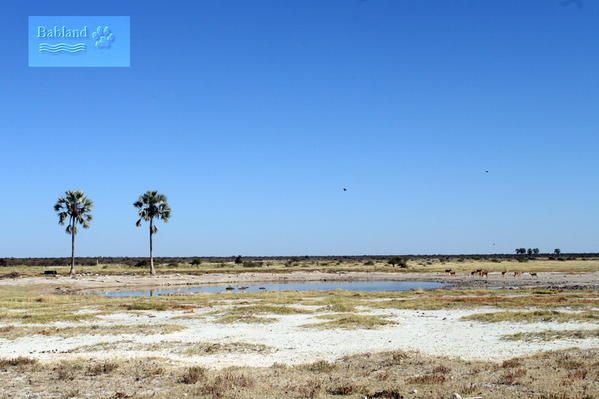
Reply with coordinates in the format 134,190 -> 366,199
70,218 -> 76,278
149,219 -> 155,276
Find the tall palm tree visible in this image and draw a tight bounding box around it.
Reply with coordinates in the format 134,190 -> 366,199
53,190 -> 94,277
134,191 -> 171,275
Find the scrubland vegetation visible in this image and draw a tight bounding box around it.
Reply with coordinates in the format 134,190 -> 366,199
0,259 -> 597,398
1,349 -> 597,398
1,256 -> 598,278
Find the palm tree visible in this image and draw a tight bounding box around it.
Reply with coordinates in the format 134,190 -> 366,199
134,191 -> 172,275
53,190 -> 93,277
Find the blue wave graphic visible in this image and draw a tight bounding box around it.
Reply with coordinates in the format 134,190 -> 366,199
39,43 -> 87,53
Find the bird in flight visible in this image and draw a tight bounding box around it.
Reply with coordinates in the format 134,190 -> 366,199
343,188 -> 347,192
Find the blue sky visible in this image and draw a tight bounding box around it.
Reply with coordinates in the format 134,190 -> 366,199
1,0 -> 598,257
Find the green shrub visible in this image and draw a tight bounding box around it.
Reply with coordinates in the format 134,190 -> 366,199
388,257 -> 407,268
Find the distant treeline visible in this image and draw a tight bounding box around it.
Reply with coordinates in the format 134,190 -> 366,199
0,253 -> 597,267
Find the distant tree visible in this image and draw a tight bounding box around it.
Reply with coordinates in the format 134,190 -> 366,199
134,191 -> 172,276
532,248 -> 540,256
388,256 -> 407,268
234,255 -> 243,264
527,248 -> 533,256
54,190 -> 94,277
191,258 -> 202,266
554,248 -> 561,257
515,248 -> 527,256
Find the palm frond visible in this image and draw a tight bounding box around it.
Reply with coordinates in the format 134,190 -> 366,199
133,190 -> 172,232
54,190 -> 93,234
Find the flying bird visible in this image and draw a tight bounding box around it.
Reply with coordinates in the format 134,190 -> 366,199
342,188 -> 348,192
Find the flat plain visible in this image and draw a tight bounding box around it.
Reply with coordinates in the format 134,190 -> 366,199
0,258 -> 597,398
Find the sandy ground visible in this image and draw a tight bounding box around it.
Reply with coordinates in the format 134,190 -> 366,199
2,307 -> 598,368
1,272 -> 597,369
1,270 -> 598,292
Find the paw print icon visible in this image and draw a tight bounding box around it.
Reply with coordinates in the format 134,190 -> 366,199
92,26 -> 115,49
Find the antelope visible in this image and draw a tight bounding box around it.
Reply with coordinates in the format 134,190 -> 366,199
450,271 -> 456,276
445,269 -> 453,274
529,272 -> 538,278
513,271 -> 522,277
501,270 -> 507,277
480,269 -> 489,278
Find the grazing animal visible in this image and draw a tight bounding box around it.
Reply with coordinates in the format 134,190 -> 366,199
449,271 -> 456,276
445,269 -> 453,274
513,271 -> 522,277
529,272 -> 538,278
501,271 -> 507,277
480,270 -> 489,278
470,269 -> 485,277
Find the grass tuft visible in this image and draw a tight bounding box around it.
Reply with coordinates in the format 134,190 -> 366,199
502,328 -> 599,342
303,313 -> 395,330
462,310 -> 597,323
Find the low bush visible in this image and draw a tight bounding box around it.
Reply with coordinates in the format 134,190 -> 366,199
179,366 -> 206,384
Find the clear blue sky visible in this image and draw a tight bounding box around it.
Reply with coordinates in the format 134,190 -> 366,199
1,0 -> 598,257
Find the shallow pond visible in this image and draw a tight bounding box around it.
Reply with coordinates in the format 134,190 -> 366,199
100,280 -> 446,297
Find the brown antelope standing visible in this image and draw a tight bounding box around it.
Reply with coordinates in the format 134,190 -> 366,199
513,271 -> 522,277
480,269 -> 489,278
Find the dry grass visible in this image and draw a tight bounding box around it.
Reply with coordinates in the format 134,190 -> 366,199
64,340 -> 272,357
214,314 -> 276,324
503,328 -> 599,342
180,342 -> 273,356
210,304 -> 312,324
0,323 -> 186,340
302,313 -> 395,330
462,310 -> 598,323
2,257 -> 598,278
179,366 -> 207,384
1,279 -> 597,398
0,356 -> 38,368
0,284 -> 596,330
0,349 -> 596,398
87,361 -> 119,376
365,290 -> 599,311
